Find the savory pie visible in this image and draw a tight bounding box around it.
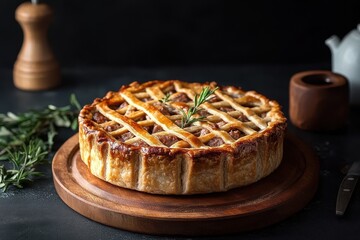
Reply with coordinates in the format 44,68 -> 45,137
78,80 -> 286,195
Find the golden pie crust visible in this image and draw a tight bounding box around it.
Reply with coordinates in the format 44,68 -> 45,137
78,80 -> 286,195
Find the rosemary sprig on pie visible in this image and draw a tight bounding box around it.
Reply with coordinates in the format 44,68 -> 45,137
159,92 -> 171,103
0,94 -> 80,192
180,86 -> 218,128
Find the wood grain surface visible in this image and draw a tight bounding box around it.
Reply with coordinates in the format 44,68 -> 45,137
52,133 -> 319,236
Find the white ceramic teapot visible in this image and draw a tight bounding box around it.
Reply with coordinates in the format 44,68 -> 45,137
325,24 -> 360,105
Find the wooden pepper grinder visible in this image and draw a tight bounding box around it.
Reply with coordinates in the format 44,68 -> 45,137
13,0 -> 60,91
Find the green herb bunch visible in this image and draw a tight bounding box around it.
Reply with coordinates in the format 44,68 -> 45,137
0,94 -> 80,192
180,86 -> 218,128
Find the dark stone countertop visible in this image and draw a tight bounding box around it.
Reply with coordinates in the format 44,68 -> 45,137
0,64 -> 359,240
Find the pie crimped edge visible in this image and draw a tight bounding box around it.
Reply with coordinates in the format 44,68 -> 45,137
78,80 -> 287,195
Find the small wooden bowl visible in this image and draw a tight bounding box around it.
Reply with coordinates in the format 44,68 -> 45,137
289,70 -> 349,131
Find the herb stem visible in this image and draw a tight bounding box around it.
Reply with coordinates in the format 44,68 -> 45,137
180,86 -> 218,128
0,94 -> 80,192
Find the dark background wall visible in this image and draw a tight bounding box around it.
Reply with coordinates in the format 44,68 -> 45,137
1,0 -> 359,68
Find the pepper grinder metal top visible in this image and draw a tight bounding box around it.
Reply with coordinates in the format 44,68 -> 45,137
13,0 -> 60,91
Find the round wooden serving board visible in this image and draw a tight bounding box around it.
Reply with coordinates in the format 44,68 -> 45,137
52,133 -> 319,236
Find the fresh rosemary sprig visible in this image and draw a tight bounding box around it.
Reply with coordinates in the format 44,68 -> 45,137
0,139 -> 48,191
180,86 -> 218,128
0,94 -> 80,192
159,92 -> 171,103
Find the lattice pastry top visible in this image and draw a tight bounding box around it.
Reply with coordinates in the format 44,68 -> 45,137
78,80 -> 287,195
